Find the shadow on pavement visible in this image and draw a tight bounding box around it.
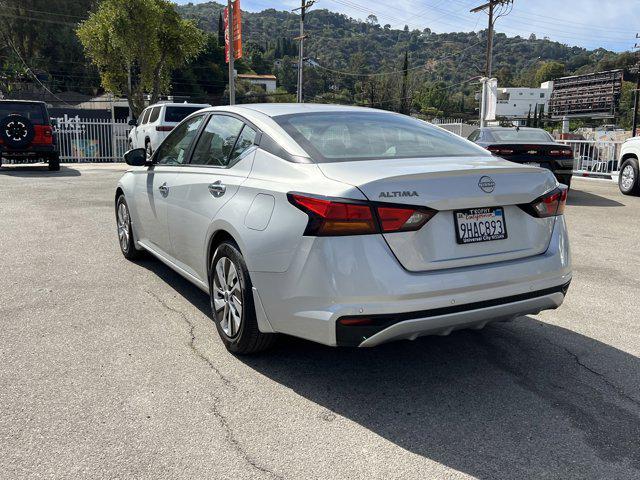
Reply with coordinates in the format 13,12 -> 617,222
0,164 -> 81,177
139,257 -> 640,478
567,188 -> 624,207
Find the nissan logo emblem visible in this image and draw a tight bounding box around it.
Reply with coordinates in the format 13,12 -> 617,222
478,176 -> 495,193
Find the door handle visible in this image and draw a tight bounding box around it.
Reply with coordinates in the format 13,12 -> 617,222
208,180 -> 226,198
158,182 -> 169,196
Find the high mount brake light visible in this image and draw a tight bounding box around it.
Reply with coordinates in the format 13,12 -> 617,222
519,186 -> 568,218
288,193 -> 437,236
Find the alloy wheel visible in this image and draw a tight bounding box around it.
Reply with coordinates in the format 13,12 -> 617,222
621,164 -> 635,191
117,202 -> 130,252
213,256 -> 243,337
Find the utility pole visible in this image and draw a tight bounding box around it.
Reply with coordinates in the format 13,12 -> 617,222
294,0 -> 315,103
632,35 -> 639,137
227,0 -> 235,105
471,0 -> 513,126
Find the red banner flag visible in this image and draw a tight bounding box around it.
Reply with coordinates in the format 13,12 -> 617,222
223,0 -> 242,63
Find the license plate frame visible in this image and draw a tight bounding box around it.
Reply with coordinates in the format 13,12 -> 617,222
454,207 -> 508,245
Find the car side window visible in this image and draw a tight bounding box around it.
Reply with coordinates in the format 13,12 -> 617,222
154,115 -> 204,166
148,106 -> 161,123
190,115 -> 244,167
140,108 -> 151,125
230,125 -> 257,162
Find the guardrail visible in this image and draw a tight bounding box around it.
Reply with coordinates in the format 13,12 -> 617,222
54,118 -> 129,162
557,139 -> 624,177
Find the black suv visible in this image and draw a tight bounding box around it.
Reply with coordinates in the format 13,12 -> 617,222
0,100 -> 60,171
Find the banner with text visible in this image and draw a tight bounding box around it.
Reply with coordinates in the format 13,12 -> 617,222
223,0 -> 242,63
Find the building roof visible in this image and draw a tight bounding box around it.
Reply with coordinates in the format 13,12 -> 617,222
237,74 -> 277,80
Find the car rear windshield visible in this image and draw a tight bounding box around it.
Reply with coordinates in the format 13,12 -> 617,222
164,106 -> 206,123
490,129 -> 553,142
274,112 -> 489,162
0,102 -> 45,124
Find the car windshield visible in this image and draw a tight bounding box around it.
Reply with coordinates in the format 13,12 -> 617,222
274,111 -> 489,162
0,103 -> 45,124
490,129 -> 553,142
164,106 -> 206,123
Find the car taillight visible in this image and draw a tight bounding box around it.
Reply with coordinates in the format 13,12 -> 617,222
43,126 -> 52,137
520,186 -> 568,218
288,193 -> 436,236
156,126 -> 174,132
487,146 -> 514,155
549,148 -> 573,158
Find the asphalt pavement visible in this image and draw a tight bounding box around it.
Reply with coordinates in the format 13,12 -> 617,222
1,163 -> 639,479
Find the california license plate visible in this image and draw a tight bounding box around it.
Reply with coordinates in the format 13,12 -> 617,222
454,207 -> 508,244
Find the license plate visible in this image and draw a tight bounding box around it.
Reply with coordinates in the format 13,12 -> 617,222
454,207 -> 508,244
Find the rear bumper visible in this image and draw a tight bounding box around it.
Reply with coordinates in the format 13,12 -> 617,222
339,282 -> 569,347
1,144 -> 56,158
251,216 -> 572,347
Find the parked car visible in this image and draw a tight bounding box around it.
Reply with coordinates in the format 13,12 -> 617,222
128,102 -> 210,157
468,127 -> 574,187
0,100 -> 59,170
618,136 -> 640,196
115,105 -> 571,354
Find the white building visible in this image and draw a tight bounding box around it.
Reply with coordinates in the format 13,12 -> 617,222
237,74 -> 277,93
495,81 -> 553,125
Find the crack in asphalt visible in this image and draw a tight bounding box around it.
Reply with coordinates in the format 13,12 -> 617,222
550,340 -> 640,409
145,290 -> 284,480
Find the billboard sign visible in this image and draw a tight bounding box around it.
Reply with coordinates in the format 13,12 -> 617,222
548,69 -> 623,119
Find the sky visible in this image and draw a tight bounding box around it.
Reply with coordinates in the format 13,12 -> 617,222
176,0 -> 637,52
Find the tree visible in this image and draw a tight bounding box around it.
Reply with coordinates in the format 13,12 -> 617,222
77,0 -> 205,117
534,61 -> 565,86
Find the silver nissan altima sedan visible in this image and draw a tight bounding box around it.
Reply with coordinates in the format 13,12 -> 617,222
115,104 -> 571,354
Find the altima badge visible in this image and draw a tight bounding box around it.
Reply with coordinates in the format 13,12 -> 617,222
379,191 -> 419,198
478,176 -> 495,193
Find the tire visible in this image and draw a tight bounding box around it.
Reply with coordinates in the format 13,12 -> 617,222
619,158 -> 640,196
115,195 -> 143,260
210,241 -> 277,354
0,114 -> 35,149
557,174 -> 572,189
48,154 -> 60,171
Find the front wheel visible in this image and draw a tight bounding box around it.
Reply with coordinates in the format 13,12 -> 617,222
619,158 -> 640,196
210,242 -> 277,354
116,195 -> 143,260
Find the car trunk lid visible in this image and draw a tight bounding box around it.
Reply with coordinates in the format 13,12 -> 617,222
318,156 -> 558,272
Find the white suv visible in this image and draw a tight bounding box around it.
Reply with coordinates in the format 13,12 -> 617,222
128,102 -> 210,157
618,136 -> 640,196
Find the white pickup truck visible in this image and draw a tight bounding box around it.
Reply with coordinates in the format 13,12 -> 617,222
619,136 -> 640,196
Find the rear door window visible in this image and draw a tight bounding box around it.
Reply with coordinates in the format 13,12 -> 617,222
140,109 -> 151,125
148,107 -> 161,123
154,115 -> 204,165
0,103 -> 45,124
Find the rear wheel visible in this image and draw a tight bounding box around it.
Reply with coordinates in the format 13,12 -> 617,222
210,242 -> 277,354
619,158 -> 640,196
557,174 -> 572,189
48,154 -> 60,171
116,195 -> 143,260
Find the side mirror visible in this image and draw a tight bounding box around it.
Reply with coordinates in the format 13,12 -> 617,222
123,148 -> 148,166
128,118 -> 137,127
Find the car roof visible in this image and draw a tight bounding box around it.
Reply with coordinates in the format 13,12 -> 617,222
211,103 -> 389,118
482,126 -> 545,131
0,100 -> 46,105
147,102 -> 211,108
